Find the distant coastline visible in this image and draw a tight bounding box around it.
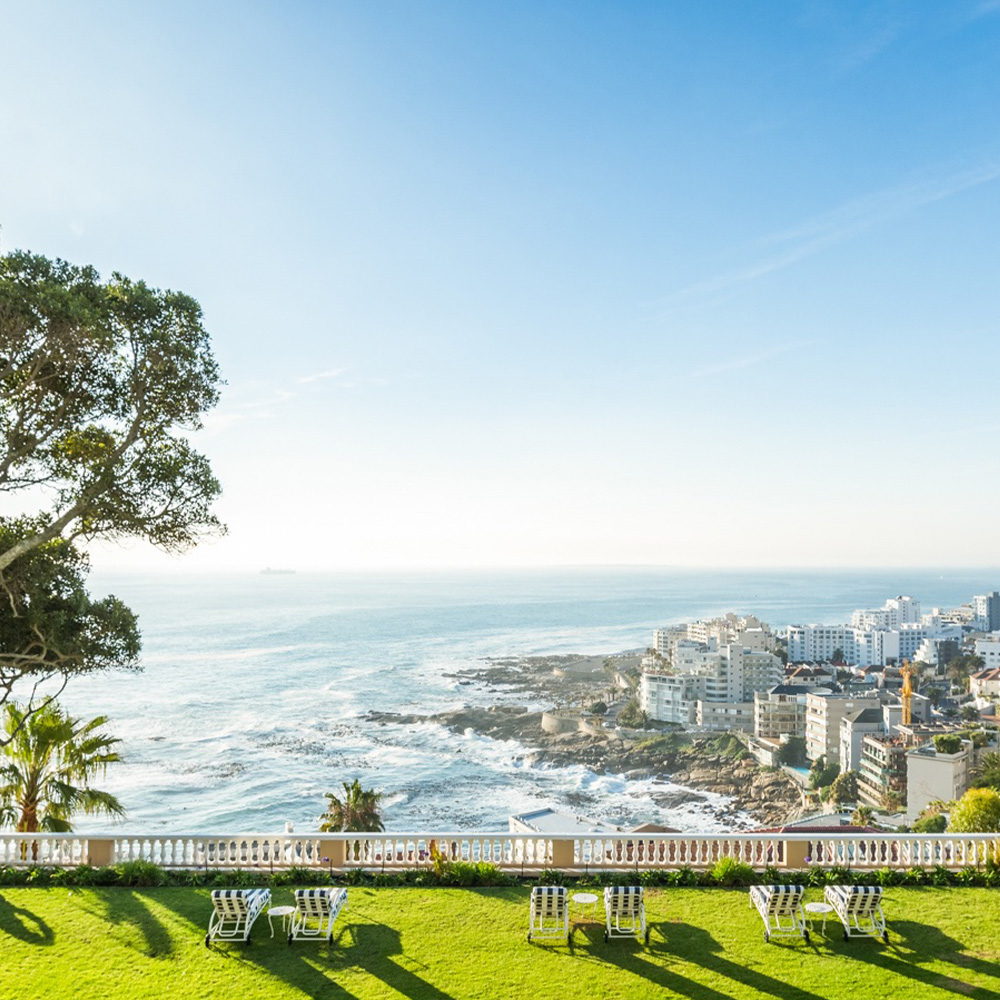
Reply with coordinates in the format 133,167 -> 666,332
260,567 -> 296,575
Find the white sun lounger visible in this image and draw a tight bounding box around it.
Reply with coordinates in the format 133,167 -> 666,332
527,886 -> 569,943
288,888 -> 348,944
824,885 -> 888,942
205,888 -> 271,946
603,886 -> 649,943
748,884 -> 808,943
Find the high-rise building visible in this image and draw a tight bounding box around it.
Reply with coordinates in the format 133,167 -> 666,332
973,592 -> 1000,632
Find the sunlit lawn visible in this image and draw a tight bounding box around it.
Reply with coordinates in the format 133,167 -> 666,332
2,886 -> 999,999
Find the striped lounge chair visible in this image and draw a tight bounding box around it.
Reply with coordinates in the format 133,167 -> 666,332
824,885 -> 888,942
288,888 -> 349,944
527,886 -> 569,943
748,884 -> 808,943
205,888 -> 271,946
603,886 -> 649,944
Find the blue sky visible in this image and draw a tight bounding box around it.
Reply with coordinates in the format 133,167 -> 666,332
2,1 -> 1000,569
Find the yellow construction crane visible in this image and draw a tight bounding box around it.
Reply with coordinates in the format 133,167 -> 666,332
901,658 -> 915,726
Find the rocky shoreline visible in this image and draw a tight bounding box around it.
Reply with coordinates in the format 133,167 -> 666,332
367,653 -> 806,828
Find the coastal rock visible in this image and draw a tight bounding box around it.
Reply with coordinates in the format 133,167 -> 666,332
373,652 -> 802,826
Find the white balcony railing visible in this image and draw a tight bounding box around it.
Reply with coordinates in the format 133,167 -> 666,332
0,830 -> 997,872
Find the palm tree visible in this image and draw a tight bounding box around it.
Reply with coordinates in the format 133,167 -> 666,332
0,702 -> 125,832
973,751 -> 1000,791
319,779 -> 384,832
851,805 -> 875,827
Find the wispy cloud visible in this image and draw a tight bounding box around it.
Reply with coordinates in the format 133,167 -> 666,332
298,368 -> 347,384
660,155 -> 1000,311
198,366 -> 387,436
685,340 -> 818,380
839,21 -> 901,71
973,0 -> 1000,17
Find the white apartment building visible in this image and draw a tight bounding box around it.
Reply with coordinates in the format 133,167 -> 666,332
787,625 -> 853,663
839,707 -> 885,773
639,643 -> 783,727
754,685 -> 809,740
696,700 -> 755,732
851,596 -> 920,631
788,620 -> 961,668
974,636 -> 1000,671
653,615 -> 776,661
973,592 -> 1000,633
912,636 -> 960,668
639,671 -> 703,726
805,691 -> 877,764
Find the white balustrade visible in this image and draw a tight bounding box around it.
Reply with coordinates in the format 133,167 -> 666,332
0,831 -> 995,872
0,834 -> 88,867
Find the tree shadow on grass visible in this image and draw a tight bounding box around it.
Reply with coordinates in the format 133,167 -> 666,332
565,923 -> 742,1000
155,890 -> 456,1000
0,892 -> 54,946
72,889 -> 174,958
220,920 -> 458,1000
829,920 -> 1000,999
571,920 -> 833,1000
662,924 -> 835,1000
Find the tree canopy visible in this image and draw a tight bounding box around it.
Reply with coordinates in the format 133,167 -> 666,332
0,526 -> 140,709
0,250 -> 223,565
776,736 -> 807,766
947,787 -> 1000,833
826,769 -> 858,804
0,248 -> 223,720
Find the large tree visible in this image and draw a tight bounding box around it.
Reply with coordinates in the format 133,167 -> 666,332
0,701 -> 124,832
0,249 -> 223,722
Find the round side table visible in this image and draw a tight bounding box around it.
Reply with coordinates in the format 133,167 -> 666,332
804,901 -> 834,935
571,892 -> 600,923
267,905 -> 296,938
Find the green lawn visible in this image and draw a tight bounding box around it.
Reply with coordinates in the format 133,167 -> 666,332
1,886 -> 999,999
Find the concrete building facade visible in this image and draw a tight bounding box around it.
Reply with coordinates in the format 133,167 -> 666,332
805,692 -> 876,764
905,740 -> 973,818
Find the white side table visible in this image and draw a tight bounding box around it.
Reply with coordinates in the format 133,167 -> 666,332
571,892 -> 599,923
804,901 -> 834,935
267,905 -> 296,938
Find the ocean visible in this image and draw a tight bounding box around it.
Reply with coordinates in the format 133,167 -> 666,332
51,567 -> 1000,835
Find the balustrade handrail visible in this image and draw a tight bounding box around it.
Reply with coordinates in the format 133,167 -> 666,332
1,829 -> 996,872
0,831 -> 996,842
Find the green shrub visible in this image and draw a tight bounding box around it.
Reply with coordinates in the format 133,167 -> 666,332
912,813 -> 948,833
114,859 -> 168,887
67,865 -> 100,886
933,734 -> 962,755
805,866 -> 829,887
710,857 -> 756,887
956,866 -> 982,886
535,869 -> 568,887
24,866 -> 52,886
435,862 -> 514,887
341,868 -> 372,886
